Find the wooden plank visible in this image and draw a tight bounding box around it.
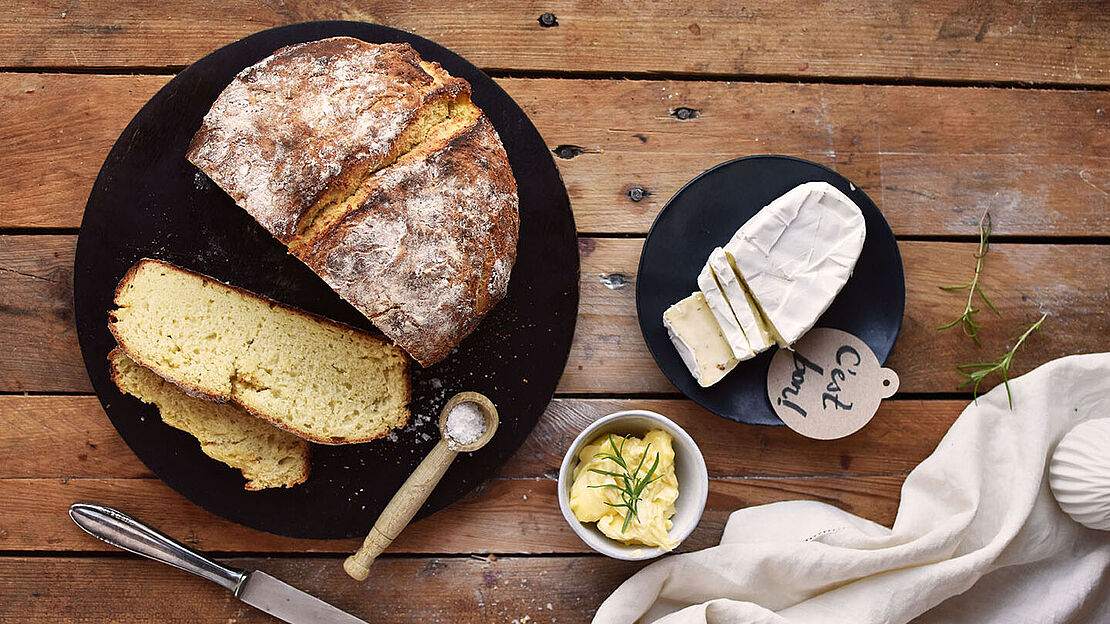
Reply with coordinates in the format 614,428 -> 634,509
0,236 -> 84,392
0,475 -> 903,553
0,74 -> 164,229
504,399 -> 956,478
505,79 -> 1110,235
2,236 -> 1107,394
1,1 -> 1107,85
1,396 -> 959,480
1,555 -> 640,623
4,73 -> 1109,235
566,237 -> 1110,394
0,396 -> 151,478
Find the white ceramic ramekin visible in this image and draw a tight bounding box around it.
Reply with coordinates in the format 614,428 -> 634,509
557,410 -> 709,560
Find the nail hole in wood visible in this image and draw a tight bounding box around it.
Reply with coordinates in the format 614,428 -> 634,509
538,13 -> 558,27
600,273 -> 629,289
626,186 -> 651,202
553,144 -> 585,159
670,107 -> 698,120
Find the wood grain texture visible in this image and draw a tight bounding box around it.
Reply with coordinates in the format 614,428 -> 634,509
566,237 -> 1110,394
0,393 -> 938,553
0,74 -> 164,229
0,396 -> 151,478
0,475 -> 903,553
504,399 -> 958,479
2,236 -> 1107,394
1,1 -> 1107,85
1,395 -> 958,480
3,73 -> 1109,235
0,555 -> 642,623
0,236 -> 82,392
508,79 -> 1110,235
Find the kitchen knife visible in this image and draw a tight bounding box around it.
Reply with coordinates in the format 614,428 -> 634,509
69,503 -> 368,624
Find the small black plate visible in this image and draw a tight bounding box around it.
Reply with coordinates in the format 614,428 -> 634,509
73,22 -> 579,538
636,156 -> 903,425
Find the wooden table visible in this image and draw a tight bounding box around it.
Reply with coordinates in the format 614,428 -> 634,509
1,2 -> 1107,621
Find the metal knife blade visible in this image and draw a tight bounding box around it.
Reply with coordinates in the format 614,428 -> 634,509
237,571 -> 369,624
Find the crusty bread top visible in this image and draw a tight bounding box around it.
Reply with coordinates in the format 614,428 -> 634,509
188,37 -> 519,367
186,37 -> 469,243
296,110 -> 519,366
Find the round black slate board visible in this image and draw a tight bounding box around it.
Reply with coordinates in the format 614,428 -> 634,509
73,22 -> 579,539
636,155 -> 903,426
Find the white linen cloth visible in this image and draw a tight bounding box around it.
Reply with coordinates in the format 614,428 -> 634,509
595,352 -> 1110,624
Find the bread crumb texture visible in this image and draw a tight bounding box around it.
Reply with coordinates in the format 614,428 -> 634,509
109,349 -> 310,490
110,259 -> 411,444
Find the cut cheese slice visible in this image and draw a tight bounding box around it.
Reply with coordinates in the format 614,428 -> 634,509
697,263 -> 755,361
724,181 -> 866,346
662,292 -> 738,387
707,247 -> 772,355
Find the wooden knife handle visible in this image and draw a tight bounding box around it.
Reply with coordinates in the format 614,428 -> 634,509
344,440 -> 458,581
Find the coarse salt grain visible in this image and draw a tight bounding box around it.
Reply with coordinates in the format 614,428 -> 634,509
446,401 -> 486,446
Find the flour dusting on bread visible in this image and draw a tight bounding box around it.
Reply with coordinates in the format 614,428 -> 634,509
187,38 -> 469,243
189,37 -> 519,366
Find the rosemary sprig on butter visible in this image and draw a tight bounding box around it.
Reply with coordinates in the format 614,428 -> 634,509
936,211 -> 999,345
956,314 -> 1046,408
588,435 -> 663,533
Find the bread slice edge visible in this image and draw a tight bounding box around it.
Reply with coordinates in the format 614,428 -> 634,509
109,258 -> 413,445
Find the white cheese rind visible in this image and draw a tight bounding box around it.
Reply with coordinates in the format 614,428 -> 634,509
697,264 -> 756,361
662,292 -> 738,387
724,181 -> 866,346
707,247 -> 772,356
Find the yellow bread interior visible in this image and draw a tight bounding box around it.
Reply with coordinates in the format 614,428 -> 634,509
109,349 -> 310,490
110,260 -> 410,444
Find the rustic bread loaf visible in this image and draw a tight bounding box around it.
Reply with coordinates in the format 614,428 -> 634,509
109,349 -> 310,490
187,37 -> 519,367
109,259 -> 411,444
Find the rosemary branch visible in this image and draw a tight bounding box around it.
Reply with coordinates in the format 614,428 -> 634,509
588,435 -> 663,533
956,314 -> 1047,409
937,211 -> 999,345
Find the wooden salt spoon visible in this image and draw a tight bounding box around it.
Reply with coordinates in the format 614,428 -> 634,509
344,391 -> 499,581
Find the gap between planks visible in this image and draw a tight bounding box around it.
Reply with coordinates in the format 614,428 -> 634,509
4,64 -> 1110,92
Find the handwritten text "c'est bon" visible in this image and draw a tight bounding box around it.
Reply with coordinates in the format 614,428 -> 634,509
775,346 -> 862,418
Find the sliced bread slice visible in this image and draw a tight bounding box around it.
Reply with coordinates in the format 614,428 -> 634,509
109,259 -> 411,444
109,348 -> 310,490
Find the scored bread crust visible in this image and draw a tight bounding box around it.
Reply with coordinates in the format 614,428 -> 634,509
295,113 -> 519,366
188,37 -> 520,367
186,37 -> 470,243
109,258 -> 413,445
107,348 -> 311,490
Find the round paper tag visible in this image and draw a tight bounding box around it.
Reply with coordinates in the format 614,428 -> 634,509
766,328 -> 899,440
